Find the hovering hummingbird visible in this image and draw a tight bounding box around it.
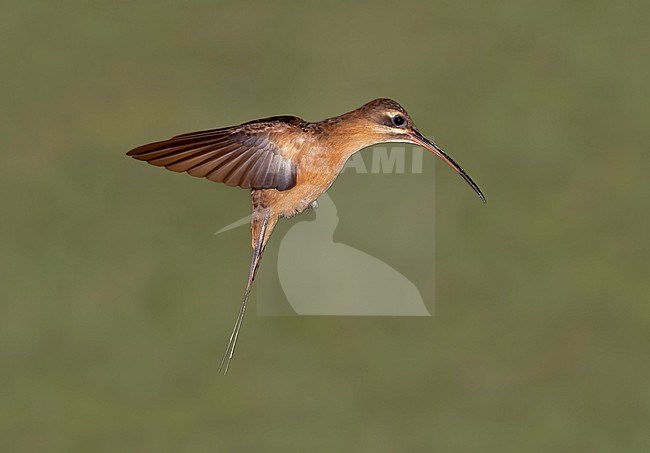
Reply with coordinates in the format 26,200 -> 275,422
127,98 -> 486,373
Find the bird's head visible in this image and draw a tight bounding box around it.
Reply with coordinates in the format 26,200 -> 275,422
346,98 -> 486,202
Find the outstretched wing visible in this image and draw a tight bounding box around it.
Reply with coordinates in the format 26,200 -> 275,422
126,116 -> 305,191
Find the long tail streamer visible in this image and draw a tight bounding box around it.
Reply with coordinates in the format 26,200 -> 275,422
219,211 -> 270,374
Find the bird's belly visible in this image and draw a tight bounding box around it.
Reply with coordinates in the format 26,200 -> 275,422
269,183 -> 332,218
260,165 -> 343,218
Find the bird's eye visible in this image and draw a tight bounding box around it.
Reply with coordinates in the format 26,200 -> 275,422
392,115 -> 405,127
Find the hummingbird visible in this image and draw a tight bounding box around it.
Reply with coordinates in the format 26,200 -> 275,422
127,98 -> 486,373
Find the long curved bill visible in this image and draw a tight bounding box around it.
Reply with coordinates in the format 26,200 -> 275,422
411,130 -> 486,202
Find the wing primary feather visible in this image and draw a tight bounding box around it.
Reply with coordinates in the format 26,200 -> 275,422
150,142 -> 227,167
127,134 -> 230,157
188,145 -> 246,178
238,149 -> 265,188
206,147 -> 253,185
164,145 -> 227,172
222,150 -> 261,187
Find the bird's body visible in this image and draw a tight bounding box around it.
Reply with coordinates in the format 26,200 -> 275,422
127,98 -> 485,373
250,120 -> 373,247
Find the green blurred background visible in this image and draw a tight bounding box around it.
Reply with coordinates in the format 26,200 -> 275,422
2,1 -> 649,451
